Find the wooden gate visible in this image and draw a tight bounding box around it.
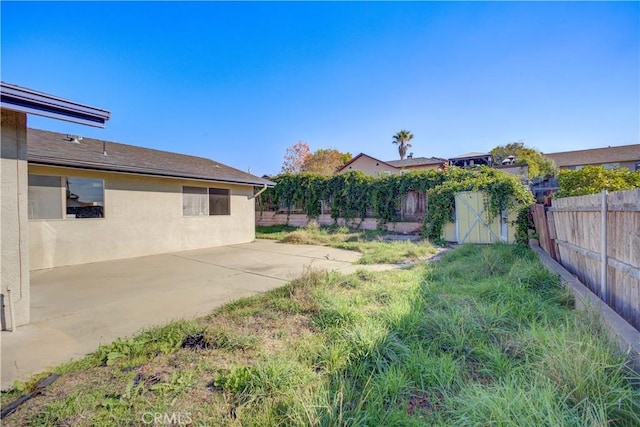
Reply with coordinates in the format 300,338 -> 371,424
454,191 -> 509,244
401,191 -> 427,221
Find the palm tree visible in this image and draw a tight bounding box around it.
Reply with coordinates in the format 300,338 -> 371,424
392,130 -> 414,160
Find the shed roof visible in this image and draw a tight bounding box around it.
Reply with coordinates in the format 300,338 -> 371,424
27,129 -> 273,187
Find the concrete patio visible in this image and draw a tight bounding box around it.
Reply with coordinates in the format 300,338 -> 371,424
1,240 -> 393,389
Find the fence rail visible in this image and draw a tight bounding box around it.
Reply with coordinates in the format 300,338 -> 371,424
534,189 -> 639,330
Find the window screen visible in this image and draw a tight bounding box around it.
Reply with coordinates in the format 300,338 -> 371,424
28,175 -> 63,219
209,188 -> 230,215
183,186 -> 208,216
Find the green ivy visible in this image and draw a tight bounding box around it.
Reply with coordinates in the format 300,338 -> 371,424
555,166 -> 640,197
260,167 -> 534,242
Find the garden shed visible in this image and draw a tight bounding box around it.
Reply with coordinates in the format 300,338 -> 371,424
441,191 -> 518,244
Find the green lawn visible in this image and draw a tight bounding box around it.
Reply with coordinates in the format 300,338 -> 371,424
2,244 -> 638,426
256,224 -> 438,264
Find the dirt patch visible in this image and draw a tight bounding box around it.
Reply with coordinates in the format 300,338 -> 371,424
395,246 -> 452,267
182,333 -> 211,350
407,390 -> 445,416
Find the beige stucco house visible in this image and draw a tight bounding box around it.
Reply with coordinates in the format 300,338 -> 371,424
543,145 -> 640,171
1,82 -> 272,330
26,129 -> 272,271
1,82 -> 111,329
337,153 -> 447,176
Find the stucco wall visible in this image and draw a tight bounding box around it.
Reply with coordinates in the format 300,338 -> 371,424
341,156 -> 398,176
1,110 -> 30,328
28,165 -> 256,270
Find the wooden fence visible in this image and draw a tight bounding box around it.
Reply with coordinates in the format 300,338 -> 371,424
533,189 -> 639,330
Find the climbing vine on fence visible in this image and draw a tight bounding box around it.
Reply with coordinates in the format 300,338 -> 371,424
260,167 -> 534,242
424,168 -> 534,243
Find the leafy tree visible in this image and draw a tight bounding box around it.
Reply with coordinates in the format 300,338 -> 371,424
555,166 -> 640,197
281,141 -> 311,173
303,149 -> 352,175
490,141 -> 556,179
392,130 -> 414,160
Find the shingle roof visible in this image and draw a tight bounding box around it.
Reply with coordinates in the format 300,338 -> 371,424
27,129 -> 273,187
543,145 -> 640,167
386,157 -> 448,167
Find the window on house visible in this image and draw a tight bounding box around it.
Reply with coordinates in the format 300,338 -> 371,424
602,163 -> 620,170
65,177 -> 104,218
183,186 -> 230,216
183,186 -> 208,216
28,175 -> 104,219
209,188 -> 230,215
28,175 -> 63,219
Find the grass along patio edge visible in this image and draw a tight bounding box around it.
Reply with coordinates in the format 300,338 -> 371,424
1,243 -> 638,426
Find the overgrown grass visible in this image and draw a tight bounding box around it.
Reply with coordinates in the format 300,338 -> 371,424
2,245 -> 638,426
257,224 -> 438,264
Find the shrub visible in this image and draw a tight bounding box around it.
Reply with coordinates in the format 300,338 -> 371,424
556,166 -> 640,197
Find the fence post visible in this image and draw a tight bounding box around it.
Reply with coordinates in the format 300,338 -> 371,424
600,190 -> 607,303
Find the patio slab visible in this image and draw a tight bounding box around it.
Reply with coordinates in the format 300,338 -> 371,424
1,240 -> 395,389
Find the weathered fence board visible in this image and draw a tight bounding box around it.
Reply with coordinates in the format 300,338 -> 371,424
531,204 -> 556,258
400,191 -> 427,222
544,189 -> 640,330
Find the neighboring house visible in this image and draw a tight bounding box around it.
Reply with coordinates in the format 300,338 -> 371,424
448,152 -> 527,181
337,152 -> 447,176
544,145 -> 640,171
27,129 -> 273,272
448,152 -> 493,168
494,164 -> 529,180
1,82 -> 110,328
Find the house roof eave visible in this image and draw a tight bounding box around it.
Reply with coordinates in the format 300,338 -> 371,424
1,82 -> 110,128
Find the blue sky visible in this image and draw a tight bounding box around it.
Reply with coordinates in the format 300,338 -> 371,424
2,2 -> 638,176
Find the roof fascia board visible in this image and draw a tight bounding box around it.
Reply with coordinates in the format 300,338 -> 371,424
1,82 -> 110,128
